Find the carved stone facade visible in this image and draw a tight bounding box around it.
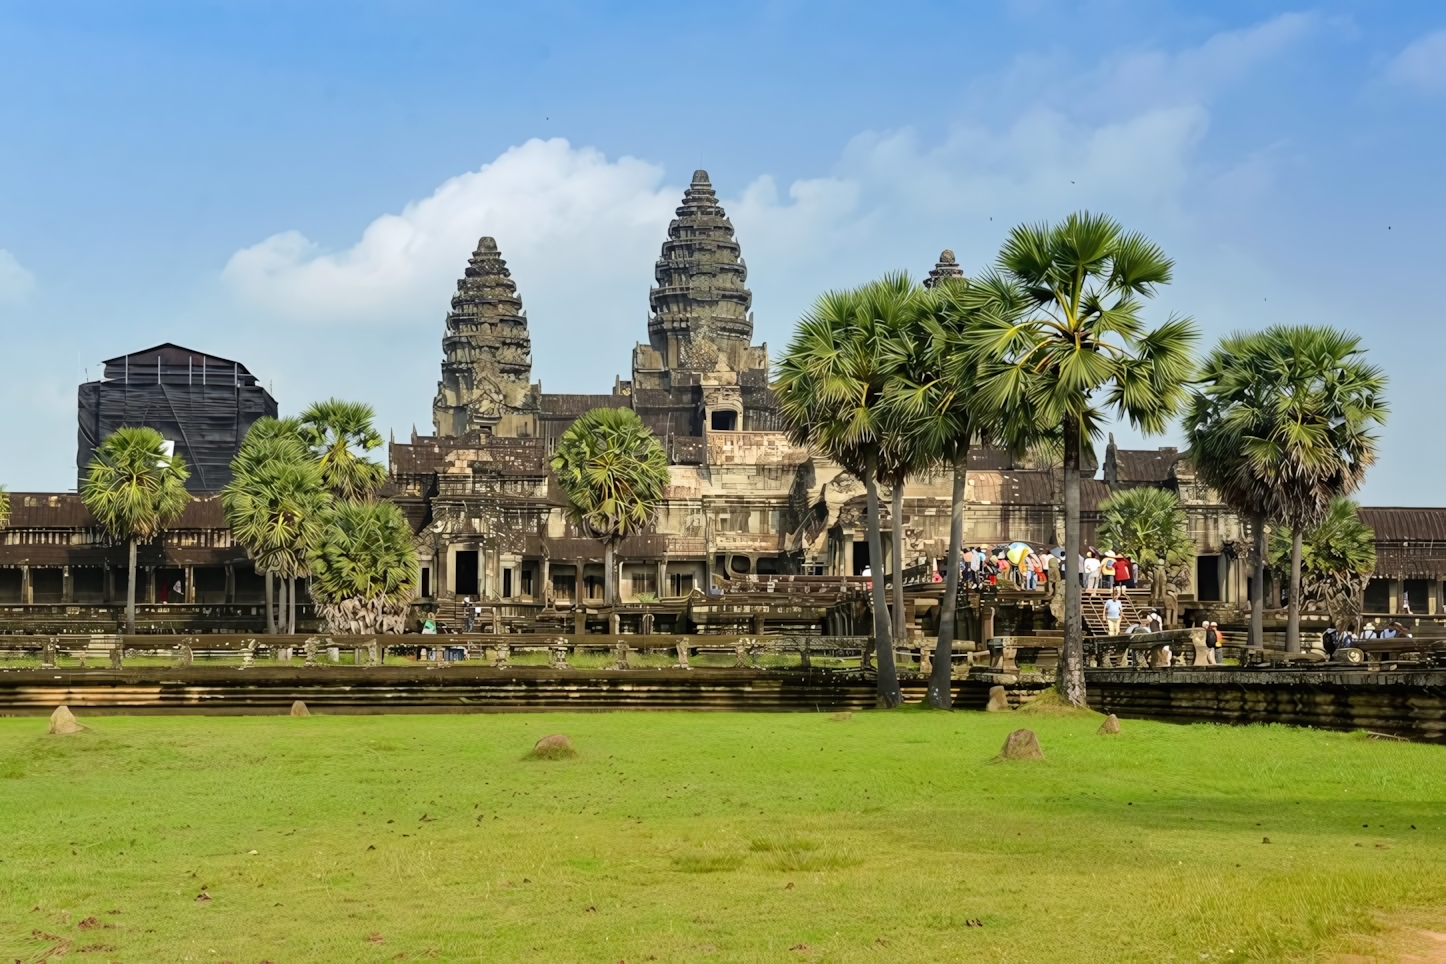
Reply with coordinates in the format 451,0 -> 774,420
432,237 -> 540,438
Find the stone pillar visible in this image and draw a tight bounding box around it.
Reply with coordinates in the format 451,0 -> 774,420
573,608 -> 587,635
145,568 -> 156,605
104,566 -> 114,604
576,558 -> 586,605
225,565 -> 235,604
185,566 -> 195,603
981,604 -> 995,642
1389,579 -> 1401,614
540,556 -> 550,606
842,536 -> 854,578
20,566 -> 31,605
657,559 -> 667,599
62,566 -> 73,604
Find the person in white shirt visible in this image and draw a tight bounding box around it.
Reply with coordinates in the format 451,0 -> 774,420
1083,551 -> 1102,593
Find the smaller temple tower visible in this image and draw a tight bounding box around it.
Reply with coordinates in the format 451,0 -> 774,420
924,249 -> 965,288
432,237 -> 539,437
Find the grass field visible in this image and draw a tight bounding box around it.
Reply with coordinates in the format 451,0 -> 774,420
2,704 -> 1444,963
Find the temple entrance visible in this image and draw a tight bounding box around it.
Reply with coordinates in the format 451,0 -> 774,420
710,410 -> 737,431
454,551 -> 479,596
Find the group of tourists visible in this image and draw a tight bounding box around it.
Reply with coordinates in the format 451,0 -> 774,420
1081,549 -> 1137,592
935,543 -> 1055,591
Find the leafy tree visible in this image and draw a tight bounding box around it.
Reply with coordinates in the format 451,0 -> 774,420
307,500 -> 420,634
1185,327 -> 1385,652
549,408 -> 670,607
1096,486 -> 1195,572
224,421 -> 327,634
1268,497 -> 1376,633
972,212 -> 1197,705
299,399 -> 387,502
775,281 -> 909,707
81,427 -> 191,633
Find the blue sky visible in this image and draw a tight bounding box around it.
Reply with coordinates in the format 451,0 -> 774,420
1,1 -> 1443,502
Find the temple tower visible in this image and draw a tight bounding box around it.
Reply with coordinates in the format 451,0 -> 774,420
433,237 -> 538,437
645,170 -> 755,374
924,249 -> 965,288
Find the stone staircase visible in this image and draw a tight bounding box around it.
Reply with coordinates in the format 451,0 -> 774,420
1080,591 -> 1149,636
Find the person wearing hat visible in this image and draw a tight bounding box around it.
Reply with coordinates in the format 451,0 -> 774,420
1100,551 -> 1117,591
1361,621 -> 1378,639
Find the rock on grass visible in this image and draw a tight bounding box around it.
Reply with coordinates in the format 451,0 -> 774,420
1098,714 -> 1121,735
530,734 -> 578,760
290,701 -> 310,717
1001,728 -> 1044,760
48,706 -> 85,735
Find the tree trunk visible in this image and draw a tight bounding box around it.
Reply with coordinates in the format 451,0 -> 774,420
265,570 -> 275,635
865,450 -> 902,708
928,445 -> 967,709
125,538 -> 137,635
891,480 -> 906,642
1286,527 -> 1303,654
287,576 -> 297,636
1250,512 -> 1265,652
1061,413 -> 1085,706
604,542 -> 617,607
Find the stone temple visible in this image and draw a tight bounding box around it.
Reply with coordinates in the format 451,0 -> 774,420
1,170 -> 1442,634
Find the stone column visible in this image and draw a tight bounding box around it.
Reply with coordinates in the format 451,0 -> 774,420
576,558 -> 586,605
20,566 -> 31,605
1389,579 -> 1401,614
981,604 -> 995,643
104,566 -> 114,604
225,565 -> 236,604
62,566 -> 73,604
145,568 -> 156,605
657,559 -> 667,599
185,566 -> 195,603
540,555 -> 550,605
842,535 -> 854,578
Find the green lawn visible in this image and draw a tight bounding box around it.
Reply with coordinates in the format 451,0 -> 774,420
2,705 -> 1444,962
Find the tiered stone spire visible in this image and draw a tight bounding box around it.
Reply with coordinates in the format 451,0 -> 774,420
432,237 -> 536,437
647,170 -> 754,372
924,249 -> 965,289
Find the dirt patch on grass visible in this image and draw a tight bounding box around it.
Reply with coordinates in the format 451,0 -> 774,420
1329,912 -> 1446,962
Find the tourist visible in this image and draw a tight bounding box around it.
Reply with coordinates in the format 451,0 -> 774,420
1101,552 -> 1117,591
172,578 -> 184,603
1361,621 -> 1378,639
421,616 -> 437,635
1127,613 -> 1152,634
1115,552 -> 1135,589
1380,624 -> 1397,639
1204,620 -> 1219,664
1104,590 -> 1123,636
462,597 -> 475,633
1322,625 -> 1339,657
1145,608 -> 1163,634
1084,551 -> 1102,593
1401,594 -> 1413,614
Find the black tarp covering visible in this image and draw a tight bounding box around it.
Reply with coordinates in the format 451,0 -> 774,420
77,343 -> 278,493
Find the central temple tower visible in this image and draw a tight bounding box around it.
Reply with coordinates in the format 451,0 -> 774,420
632,171 -> 774,437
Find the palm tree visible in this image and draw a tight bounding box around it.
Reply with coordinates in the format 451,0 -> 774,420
223,426 -> 327,635
299,399 -> 387,502
880,276 -> 1019,708
549,408 -> 670,606
775,282 -> 908,708
1096,486 -> 1194,573
81,427 -> 192,634
972,212 -> 1197,705
307,500 -> 420,634
1186,327 -> 1385,652
1268,497 -> 1375,633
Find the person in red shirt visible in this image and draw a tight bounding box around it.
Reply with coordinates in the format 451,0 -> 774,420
1114,553 -> 1134,589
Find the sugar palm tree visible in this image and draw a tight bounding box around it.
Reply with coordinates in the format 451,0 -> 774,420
972,212 -> 1197,705
81,427 -> 192,634
1268,497 -> 1375,633
307,499 -> 420,634
549,408 -> 670,606
1185,335 -> 1276,650
775,281 -> 908,708
1096,486 -> 1194,573
223,426 -> 327,635
299,399 -> 387,502
879,276 -> 1024,708
1192,327 -> 1386,651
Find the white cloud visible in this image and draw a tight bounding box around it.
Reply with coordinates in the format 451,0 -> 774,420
1386,30 -> 1446,92
224,137 -> 677,327
0,250 -> 35,303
